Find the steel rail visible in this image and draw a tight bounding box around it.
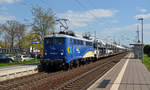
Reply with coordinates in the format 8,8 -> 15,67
53,60 -> 116,90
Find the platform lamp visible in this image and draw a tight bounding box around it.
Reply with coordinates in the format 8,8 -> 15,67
138,17 -> 144,61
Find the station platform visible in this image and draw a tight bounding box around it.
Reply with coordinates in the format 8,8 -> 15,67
0,63 -> 39,81
88,53 -> 150,90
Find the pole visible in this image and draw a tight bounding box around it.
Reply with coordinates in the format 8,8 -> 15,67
137,24 -> 140,43
141,18 -> 144,61
138,18 -> 144,61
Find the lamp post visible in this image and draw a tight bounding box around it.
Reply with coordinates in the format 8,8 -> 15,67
138,18 -> 144,61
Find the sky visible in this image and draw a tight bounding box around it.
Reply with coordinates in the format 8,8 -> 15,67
0,0 -> 150,46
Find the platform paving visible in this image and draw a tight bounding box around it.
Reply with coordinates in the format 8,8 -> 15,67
87,53 -> 150,90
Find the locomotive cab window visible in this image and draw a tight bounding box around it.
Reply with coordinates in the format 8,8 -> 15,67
55,37 -> 65,45
70,38 -> 72,44
80,40 -> 84,45
86,41 -> 93,46
74,39 -> 77,45
45,38 -> 53,45
89,42 -> 93,46
77,40 -> 80,45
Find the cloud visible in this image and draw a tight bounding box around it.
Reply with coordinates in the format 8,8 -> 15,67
98,23 -> 150,44
136,8 -> 147,13
57,9 -> 118,28
142,23 -> 150,30
100,27 -> 122,35
0,0 -> 20,4
134,13 -> 150,19
0,12 -> 9,15
135,7 -> 150,19
0,7 -> 8,10
110,20 -> 119,23
0,15 -> 16,23
100,23 -> 150,35
139,9 -> 147,13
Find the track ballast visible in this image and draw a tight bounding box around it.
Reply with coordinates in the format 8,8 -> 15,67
0,53 -> 127,90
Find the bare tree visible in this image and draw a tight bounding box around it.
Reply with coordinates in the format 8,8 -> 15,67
4,34 -> 11,48
0,24 -> 3,39
16,24 -> 26,49
1,20 -> 20,48
32,6 -> 56,41
1,20 -> 26,49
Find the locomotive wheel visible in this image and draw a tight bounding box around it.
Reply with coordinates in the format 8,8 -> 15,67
86,58 -> 89,64
63,62 -> 73,70
79,59 -> 81,67
62,63 -> 67,70
73,60 -> 79,68
81,58 -> 85,65
76,60 -> 80,67
39,63 -> 47,71
73,61 -> 76,68
63,63 -> 69,70
69,62 -> 73,69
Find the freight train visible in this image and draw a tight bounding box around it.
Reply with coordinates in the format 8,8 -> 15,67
40,31 -> 127,70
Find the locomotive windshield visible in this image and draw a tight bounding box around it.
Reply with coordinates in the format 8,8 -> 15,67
55,37 -> 65,45
45,38 -> 53,45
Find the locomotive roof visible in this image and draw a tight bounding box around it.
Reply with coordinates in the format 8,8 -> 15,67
45,34 -> 94,42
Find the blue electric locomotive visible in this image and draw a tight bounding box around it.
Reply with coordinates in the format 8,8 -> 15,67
41,34 -> 95,69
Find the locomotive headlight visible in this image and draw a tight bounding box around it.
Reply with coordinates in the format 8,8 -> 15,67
45,52 -> 47,55
60,52 -> 63,55
60,49 -> 64,55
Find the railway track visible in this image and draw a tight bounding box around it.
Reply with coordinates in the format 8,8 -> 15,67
54,54 -> 124,90
54,60 -> 115,90
0,53 -> 127,90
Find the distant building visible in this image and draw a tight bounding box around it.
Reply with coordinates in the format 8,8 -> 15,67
0,48 -> 21,54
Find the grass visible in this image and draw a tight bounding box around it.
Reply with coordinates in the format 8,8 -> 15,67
0,59 -> 41,67
143,54 -> 150,71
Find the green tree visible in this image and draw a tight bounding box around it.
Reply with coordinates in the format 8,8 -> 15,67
137,40 -> 140,43
113,41 -> 118,45
144,44 -> 150,56
20,33 -> 42,50
32,6 -> 56,41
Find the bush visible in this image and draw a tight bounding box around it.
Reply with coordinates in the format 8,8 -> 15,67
144,45 -> 150,56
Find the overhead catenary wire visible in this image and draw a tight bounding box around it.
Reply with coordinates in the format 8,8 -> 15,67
73,0 -> 115,40
73,0 -> 105,37
20,0 -> 115,43
74,0 -> 113,27
74,0 -> 103,22
77,0 -> 124,45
